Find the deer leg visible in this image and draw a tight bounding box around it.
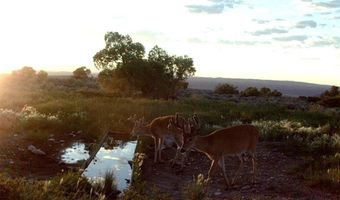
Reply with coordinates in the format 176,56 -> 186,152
251,153 -> 256,184
158,138 -> 164,162
231,155 -> 244,185
179,151 -> 187,170
218,156 -> 231,187
208,159 -> 219,181
171,146 -> 180,167
153,137 -> 158,163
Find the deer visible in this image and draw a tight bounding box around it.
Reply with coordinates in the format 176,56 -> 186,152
129,113 -> 187,168
176,115 -> 259,188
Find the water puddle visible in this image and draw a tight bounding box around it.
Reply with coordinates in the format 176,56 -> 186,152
61,140 -> 137,191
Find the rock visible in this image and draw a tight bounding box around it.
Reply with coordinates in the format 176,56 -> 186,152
27,145 -> 46,156
241,185 -> 251,190
214,191 -> 222,196
48,138 -> 55,142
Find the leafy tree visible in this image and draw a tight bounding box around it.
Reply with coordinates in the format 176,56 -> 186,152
270,89 -> 282,97
259,87 -> 271,96
321,86 -> 340,99
329,86 -> 339,96
12,66 -> 36,81
240,87 -> 260,97
93,32 -> 195,98
73,67 -> 91,80
37,70 -> 48,83
214,83 -> 239,95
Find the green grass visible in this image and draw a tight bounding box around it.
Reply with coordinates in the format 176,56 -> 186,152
303,153 -> 340,193
0,172 -> 105,200
1,87 -> 339,197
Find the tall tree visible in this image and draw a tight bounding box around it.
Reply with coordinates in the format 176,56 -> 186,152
93,32 -> 195,98
73,66 -> 91,80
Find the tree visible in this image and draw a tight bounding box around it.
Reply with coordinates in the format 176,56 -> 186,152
93,32 -> 195,98
240,87 -> 260,97
12,66 -> 36,81
73,67 -> 91,80
214,83 -> 239,95
37,70 -> 48,83
270,89 -> 282,97
259,87 -> 271,96
321,86 -> 340,99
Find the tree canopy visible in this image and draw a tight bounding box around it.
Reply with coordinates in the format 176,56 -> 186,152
214,83 -> 239,95
93,32 -> 195,98
73,67 -> 91,80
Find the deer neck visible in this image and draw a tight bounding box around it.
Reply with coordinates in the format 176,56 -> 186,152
194,136 -> 212,154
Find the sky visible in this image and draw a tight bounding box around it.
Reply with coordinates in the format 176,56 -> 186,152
0,0 -> 339,85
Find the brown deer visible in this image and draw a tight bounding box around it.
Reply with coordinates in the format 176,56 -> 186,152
178,115 -> 259,187
129,113 -> 187,167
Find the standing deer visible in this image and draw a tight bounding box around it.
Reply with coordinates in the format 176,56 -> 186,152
129,113 -> 187,168
179,115 -> 259,187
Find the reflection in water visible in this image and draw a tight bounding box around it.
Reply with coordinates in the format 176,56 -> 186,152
61,140 -> 137,191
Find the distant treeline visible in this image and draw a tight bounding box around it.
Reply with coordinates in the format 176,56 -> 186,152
299,86 -> 340,108
214,83 -> 282,97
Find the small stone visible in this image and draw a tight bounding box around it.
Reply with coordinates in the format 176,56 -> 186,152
241,185 -> 252,190
214,191 -> 222,196
27,145 -> 46,156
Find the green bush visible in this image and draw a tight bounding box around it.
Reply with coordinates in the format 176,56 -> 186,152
240,87 -> 260,97
182,174 -> 209,200
214,83 -> 239,95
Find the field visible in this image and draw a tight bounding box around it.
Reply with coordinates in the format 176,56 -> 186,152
0,77 -> 339,199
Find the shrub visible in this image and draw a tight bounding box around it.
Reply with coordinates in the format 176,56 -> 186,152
182,174 -> 209,200
270,89 -> 282,97
320,96 -> 340,108
214,83 -> 239,95
240,87 -> 260,97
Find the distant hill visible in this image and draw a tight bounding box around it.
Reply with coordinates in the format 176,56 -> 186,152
43,72 -> 332,97
188,77 -> 332,97
47,71 -> 73,76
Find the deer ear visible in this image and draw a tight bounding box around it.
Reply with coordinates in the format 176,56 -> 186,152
193,114 -> 200,127
184,123 -> 191,135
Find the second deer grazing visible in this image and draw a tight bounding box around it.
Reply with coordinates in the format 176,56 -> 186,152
180,115 -> 259,188
129,114 -> 186,168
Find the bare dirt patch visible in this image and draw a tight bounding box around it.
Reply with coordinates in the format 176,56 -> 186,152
142,142 -> 339,200
0,133 -> 78,179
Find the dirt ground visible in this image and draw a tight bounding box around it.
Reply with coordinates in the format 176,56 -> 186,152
1,132 -> 339,199
142,142 -> 340,200
0,133 -> 77,179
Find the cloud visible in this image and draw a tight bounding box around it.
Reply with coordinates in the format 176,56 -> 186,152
334,16 -> 340,19
295,20 -> 317,28
219,39 -> 270,45
314,0 -> 340,8
186,4 -> 224,14
251,28 -> 289,36
310,36 -> 340,48
276,18 -> 285,21
187,38 -> 206,43
273,35 -> 308,42
186,0 -> 242,14
252,19 -> 270,24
